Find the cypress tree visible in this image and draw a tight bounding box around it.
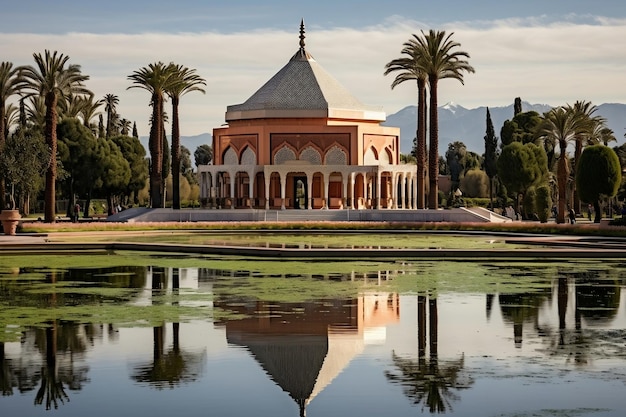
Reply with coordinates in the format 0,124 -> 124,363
484,108 -> 499,209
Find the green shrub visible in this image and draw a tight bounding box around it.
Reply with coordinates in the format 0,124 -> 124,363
463,198 -> 490,208
535,185 -> 552,223
522,187 -> 537,220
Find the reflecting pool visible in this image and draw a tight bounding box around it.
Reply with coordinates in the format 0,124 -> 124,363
1,253 -> 625,416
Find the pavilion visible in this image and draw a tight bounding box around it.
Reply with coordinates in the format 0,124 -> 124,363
198,21 -> 416,211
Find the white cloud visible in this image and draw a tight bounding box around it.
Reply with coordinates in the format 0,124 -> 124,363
2,16 -> 625,138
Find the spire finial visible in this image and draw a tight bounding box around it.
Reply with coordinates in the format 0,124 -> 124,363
299,19 -> 306,50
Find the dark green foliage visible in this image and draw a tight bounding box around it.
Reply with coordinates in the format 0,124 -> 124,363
500,111 -> 542,146
0,128 -> 50,209
446,141 -> 467,184
484,108 -> 499,179
96,139 -> 131,213
514,97 -> 522,116
612,143 -> 626,201
180,145 -> 196,185
535,185 -> 552,223
484,108 -> 499,208
57,118 -> 98,208
497,142 -> 548,196
576,145 -> 621,222
459,169 -> 488,198
110,134 -> 148,204
522,187 -> 536,220
194,144 -> 213,167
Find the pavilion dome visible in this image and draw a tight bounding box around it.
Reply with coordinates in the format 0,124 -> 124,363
225,20 -> 386,123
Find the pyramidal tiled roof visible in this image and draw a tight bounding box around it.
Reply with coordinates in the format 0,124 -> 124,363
225,21 -> 385,122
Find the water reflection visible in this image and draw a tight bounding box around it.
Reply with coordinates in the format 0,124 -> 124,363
0,259 -> 625,416
385,294 -> 474,413
210,269 -> 399,417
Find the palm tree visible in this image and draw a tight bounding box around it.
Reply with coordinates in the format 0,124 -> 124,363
384,38 -> 428,209
25,95 -> 47,131
413,30 -> 474,209
128,62 -> 173,208
119,118 -> 132,136
568,101 -> 604,214
103,93 -> 119,138
0,62 -> 23,210
20,50 -> 90,222
78,95 -> 103,135
596,126 -> 616,146
164,64 -> 206,210
536,106 -> 592,223
2,103 -> 19,140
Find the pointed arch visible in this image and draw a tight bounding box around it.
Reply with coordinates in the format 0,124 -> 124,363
364,147 -> 379,165
379,147 -> 391,164
274,145 -> 297,164
223,147 -> 238,165
324,145 -> 347,165
300,146 -> 322,165
240,146 -> 257,165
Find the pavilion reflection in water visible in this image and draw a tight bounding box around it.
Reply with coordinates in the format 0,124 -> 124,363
207,269 -> 400,417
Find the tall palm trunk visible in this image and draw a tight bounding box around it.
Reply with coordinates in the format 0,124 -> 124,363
427,76 -> 439,209
573,138 -> 582,214
416,78 -> 427,209
44,92 -> 58,223
557,139 -> 569,224
171,96 -> 181,210
0,101 -> 6,210
149,94 -> 164,207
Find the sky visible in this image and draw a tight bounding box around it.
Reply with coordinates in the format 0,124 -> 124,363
1,0 -> 625,138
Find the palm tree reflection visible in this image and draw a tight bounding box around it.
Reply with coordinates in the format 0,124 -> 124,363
385,293 -> 473,413
539,271 -> 621,366
131,267 -> 205,388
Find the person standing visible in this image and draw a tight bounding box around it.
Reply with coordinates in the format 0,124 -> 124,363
73,202 -> 81,223
568,206 -> 576,224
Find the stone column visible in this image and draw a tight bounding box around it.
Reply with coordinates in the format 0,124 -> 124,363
323,172 -> 329,209
264,173 -> 270,210
280,173 -> 287,210
392,172 -> 398,209
248,171 -> 254,208
350,172 -> 356,210
376,170 -> 382,209
342,174 -> 348,209
307,172 -> 313,210
400,173 -> 406,209
229,171 -> 236,209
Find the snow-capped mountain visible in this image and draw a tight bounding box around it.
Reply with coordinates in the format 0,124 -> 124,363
384,101 -> 626,155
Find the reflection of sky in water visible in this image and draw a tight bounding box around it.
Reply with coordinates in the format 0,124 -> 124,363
2,265 -> 626,416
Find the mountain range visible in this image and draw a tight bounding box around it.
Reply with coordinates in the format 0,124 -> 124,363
144,102 -> 626,162
384,101 -> 626,155
139,133 -> 212,162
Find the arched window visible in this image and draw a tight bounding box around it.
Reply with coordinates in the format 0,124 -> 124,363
223,147 -> 238,165
274,146 -> 297,164
300,146 -> 322,164
379,148 -> 391,164
364,147 -> 378,165
240,147 -> 257,165
324,145 -> 347,165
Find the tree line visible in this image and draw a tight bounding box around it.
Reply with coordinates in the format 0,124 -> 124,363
385,30 -> 622,223
0,51 -> 213,222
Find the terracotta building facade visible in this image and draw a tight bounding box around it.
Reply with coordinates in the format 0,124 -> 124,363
199,22 -> 416,210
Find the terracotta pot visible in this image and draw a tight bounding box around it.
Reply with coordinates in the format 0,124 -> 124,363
0,210 -> 21,235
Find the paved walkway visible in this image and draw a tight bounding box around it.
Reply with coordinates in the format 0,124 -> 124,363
0,233 -> 49,245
